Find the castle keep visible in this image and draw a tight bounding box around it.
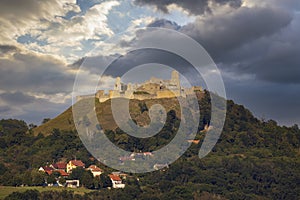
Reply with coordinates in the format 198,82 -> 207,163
77,70 -> 202,103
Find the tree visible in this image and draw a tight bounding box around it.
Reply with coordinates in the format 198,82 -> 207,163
22,171 -> 32,186
93,176 -> 101,189
31,171 -> 45,186
23,190 -> 40,200
47,174 -> 57,185
52,171 -> 61,178
59,177 -> 66,186
0,138 -> 7,148
100,174 -> 112,188
28,123 -> 37,129
42,118 -> 51,124
81,171 -> 94,189
0,163 -> 7,175
68,167 -> 85,180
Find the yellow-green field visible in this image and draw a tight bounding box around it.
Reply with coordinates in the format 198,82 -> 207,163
0,186 -> 93,199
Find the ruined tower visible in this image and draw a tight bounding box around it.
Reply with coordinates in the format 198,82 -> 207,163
171,70 -> 180,89
114,77 -> 122,91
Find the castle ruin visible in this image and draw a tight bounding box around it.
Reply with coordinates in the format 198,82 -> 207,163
77,70 -> 202,103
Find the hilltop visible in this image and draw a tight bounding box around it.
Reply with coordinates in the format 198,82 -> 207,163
33,94 -> 204,135
34,70 -> 207,136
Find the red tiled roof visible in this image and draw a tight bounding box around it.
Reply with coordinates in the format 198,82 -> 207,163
53,162 -> 67,169
109,174 -> 121,181
56,170 -> 69,177
88,165 -> 102,172
70,160 -> 85,167
45,170 -> 52,175
43,166 -> 54,171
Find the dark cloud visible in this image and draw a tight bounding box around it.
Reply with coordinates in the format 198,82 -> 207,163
224,77 -> 300,126
249,15 -> 300,84
180,6 -> 292,61
134,0 -> 242,15
250,41 -> 300,84
0,105 -> 11,113
0,45 -> 18,54
82,4 -> 296,87
145,5 -> 298,84
102,49 -> 203,85
0,94 -> 72,125
76,48 -> 204,86
147,19 -> 181,30
0,48 -> 75,94
215,0 -> 241,8
195,11 -> 300,84
72,54 -> 120,75
0,91 -> 35,106
18,98 -> 72,125
68,57 -> 85,70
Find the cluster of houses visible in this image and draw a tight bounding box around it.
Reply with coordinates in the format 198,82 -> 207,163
39,159 -> 125,189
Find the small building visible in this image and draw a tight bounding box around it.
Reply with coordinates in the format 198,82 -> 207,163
87,165 -> 103,177
109,174 -> 125,189
66,160 -> 85,173
65,180 -> 80,188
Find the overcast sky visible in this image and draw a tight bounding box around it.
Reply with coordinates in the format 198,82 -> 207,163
0,0 -> 299,126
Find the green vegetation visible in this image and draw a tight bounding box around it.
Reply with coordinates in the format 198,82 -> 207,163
0,91 -> 299,199
0,187 -> 92,200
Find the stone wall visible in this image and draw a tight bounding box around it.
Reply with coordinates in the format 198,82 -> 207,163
156,89 -> 180,99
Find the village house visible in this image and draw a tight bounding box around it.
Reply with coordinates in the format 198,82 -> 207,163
87,165 -> 103,177
50,162 -> 67,171
109,174 -> 125,189
65,180 -> 80,188
111,172 -> 128,179
66,160 -> 85,173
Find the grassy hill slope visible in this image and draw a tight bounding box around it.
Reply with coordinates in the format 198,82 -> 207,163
33,97 -> 185,135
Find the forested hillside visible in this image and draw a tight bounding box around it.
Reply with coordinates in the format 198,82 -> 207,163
0,91 -> 299,199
